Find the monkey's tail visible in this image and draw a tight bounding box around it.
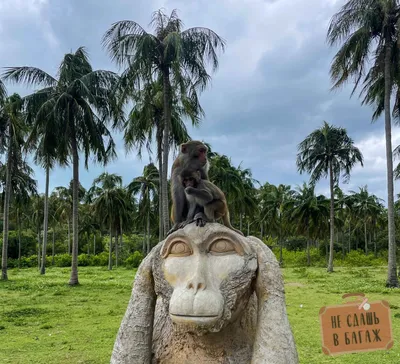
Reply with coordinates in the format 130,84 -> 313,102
222,211 -> 244,236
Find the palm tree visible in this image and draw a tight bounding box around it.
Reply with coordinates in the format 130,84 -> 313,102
53,186 -> 73,254
0,93 -> 27,280
259,183 -> 294,264
297,121 -> 363,272
90,172 -> 131,269
235,166 -> 259,232
31,195 -> 44,268
23,87 -> 68,274
123,78 -> 201,239
291,183 -> 329,266
327,0 -> 399,286
1,152 -> 37,268
350,186 -> 384,254
128,164 -> 159,255
3,47 -> 121,285
103,9 -> 225,233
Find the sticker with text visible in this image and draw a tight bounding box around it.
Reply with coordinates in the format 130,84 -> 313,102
319,293 -> 393,356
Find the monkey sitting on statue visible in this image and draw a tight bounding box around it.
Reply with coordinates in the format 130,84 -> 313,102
169,141 -> 209,234
180,168 -> 243,236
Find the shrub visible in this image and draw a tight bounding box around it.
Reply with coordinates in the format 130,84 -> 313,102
342,250 -> 386,267
125,251 -> 143,268
54,254 -> 72,267
78,254 -> 91,266
92,252 -> 110,266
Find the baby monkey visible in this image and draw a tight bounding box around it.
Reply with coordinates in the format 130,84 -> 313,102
180,169 -> 243,236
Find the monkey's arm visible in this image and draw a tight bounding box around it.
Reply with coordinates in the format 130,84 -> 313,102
185,187 -> 213,203
187,198 -> 198,221
111,253 -> 156,364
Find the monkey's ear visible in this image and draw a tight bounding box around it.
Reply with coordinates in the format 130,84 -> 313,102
247,236 -> 299,363
111,250 -> 157,363
181,143 -> 188,153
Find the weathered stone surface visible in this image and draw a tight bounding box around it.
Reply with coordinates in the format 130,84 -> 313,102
111,223 -> 299,364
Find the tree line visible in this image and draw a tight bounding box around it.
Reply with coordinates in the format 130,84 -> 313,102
1,2 -> 400,287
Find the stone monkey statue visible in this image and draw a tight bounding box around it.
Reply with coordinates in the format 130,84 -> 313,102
180,168 -> 243,235
111,223 -> 299,363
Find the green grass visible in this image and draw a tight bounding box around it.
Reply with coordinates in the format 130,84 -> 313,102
0,266 -> 399,363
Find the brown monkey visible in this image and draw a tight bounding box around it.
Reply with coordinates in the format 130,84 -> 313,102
170,141 -> 209,232
180,169 -> 243,236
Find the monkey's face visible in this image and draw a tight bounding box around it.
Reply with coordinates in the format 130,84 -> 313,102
182,176 -> 196,188
160,224 -> 257,334
181,141 -> 208,168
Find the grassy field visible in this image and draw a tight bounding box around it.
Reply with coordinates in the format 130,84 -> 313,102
0,265 -> 399,364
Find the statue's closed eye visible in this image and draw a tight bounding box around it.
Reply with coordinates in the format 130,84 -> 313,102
169,241 -> 192,257
209,239 -> 236,255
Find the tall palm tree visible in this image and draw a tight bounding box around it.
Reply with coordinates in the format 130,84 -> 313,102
297,121 -> 363,272
103,8 -> 225,233
23,87 -> 68,275
327,0 -> 400,286
31,194 -> 44,268
0,93 -> 27,280
3,47 -> 120,285
123,78 -> 201,239
128,164 -> 159,255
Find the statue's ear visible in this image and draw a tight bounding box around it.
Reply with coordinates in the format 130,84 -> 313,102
247,236 -> 299,364
111,250 -> 157,364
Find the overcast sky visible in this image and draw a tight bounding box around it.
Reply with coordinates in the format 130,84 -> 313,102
0,0 -> 397,202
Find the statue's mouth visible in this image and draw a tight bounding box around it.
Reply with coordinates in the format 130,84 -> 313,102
170,313 -> 219,324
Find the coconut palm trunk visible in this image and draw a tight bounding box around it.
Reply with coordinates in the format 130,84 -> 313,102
17,209 -> 21,269
1,141 -> 13,280
327,162 -> 335,273
115,231 -> 118,267
348,222 -> 351,252
364,221 -> 368,255
37,230 -> 41,269
52,229 -> 55,265
108,222 -> 113,271
69,133 -> 80,285
384,41 -> 399,287
161,69 -> 172,235
307,222 -> 311,266
120,228 -> 123,258
67,218 -> 71,254
157,127 -> 164,242
40,165 -> 50,275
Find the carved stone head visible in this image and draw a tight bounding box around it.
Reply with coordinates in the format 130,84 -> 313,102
159,223 -> 258,334
111,223 -> 299,364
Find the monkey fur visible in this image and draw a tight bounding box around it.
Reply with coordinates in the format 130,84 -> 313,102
170,141 -> 209,231
180,169 -> 244,236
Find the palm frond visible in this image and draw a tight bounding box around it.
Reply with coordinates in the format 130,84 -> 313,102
2,67 -> 57,87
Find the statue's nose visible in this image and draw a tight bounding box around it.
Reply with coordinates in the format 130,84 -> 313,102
186,279 -> 206,294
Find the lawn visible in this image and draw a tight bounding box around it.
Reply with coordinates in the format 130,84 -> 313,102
0,265 -> 399,363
